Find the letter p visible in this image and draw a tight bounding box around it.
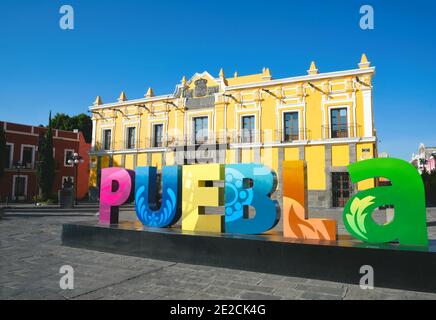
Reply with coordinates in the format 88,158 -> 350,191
99,168 -> 135,225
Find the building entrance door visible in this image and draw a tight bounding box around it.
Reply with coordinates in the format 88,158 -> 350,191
332,172 -> 351,207
13,176 -> 27,201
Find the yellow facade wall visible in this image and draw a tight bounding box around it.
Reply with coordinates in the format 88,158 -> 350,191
241,149 -> 254,163
226,104 -> 235,141
226,149 -> 236,164
151,153 -> 163,169
261,147 -> 278,174
332,145 -> 350,167
101,155 -> 110,169
355,90 -> 365,137
125,154 -> 135,170
137,153 -> 148,167
305,87 -> 323,140
89,156 -> 98,187
113,114 -> 123,150
356,143 -> 375,190
165,151 -> 175,166
305,145 -> 326,190
284,147 -> 299,161
215,105 -> 225,141
112,154 -> 123,168
260,95 -> 276,141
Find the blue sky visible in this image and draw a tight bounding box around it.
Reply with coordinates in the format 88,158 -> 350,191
1,0 -> 435,160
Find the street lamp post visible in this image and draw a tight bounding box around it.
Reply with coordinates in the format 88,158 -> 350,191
67,153 -> 84,206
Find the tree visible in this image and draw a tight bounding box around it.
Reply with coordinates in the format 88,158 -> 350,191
50,113 -> 92,143
37,112 -> 55,200
0,124 -> 5,179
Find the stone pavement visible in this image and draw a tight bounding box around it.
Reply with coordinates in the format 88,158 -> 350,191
1,211 -> 436,300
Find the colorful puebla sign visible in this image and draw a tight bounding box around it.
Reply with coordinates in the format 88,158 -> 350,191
99,158 -> 429,247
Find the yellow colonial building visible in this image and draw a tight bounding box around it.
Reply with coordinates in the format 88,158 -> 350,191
88,54 -> 377,208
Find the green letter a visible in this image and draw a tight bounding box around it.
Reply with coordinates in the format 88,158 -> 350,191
343,158 -> 428,246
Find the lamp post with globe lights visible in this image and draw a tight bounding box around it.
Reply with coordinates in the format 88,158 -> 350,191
67,152 -> 84,206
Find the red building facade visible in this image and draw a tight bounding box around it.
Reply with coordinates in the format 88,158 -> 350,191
0,121 -> 91,203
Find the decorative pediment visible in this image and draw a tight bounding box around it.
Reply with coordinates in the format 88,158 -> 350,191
186,71 -> 220,89
174,71 -> 224,98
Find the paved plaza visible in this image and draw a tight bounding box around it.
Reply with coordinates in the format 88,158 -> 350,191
1,210 -> 436,300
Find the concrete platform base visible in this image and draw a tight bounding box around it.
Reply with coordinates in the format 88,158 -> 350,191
62,221 -> 436,293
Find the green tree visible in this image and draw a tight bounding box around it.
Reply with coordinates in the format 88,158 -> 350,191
50,113 -> 92,143
37,112 -> 56,200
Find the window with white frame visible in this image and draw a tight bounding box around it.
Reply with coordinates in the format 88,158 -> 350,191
283,112 -> 299,142
21,145 -> 35,169
241,115 -> 255,143
103,129 -> 112,150
126,126 -> 136,149
330,108 -> 348,138
193,116 -> 208,144
64,149 -> 74,167
5,143 -> 13,169
153,124 -> 164,147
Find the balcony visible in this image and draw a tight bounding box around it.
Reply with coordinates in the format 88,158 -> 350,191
322,124 -> 362,139
273,129 -> 311,143
167,135 -> 222,148
232,130 -> 263,144
91,125 -> 367,153
9,161 -> 36,171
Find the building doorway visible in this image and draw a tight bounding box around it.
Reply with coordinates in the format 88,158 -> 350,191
13,175 -> 27,201
332,172 -> 351,207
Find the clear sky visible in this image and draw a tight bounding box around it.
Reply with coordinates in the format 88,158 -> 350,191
1,0 -> 435,160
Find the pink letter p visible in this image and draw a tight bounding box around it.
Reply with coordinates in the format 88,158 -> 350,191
99,168 -> 135,225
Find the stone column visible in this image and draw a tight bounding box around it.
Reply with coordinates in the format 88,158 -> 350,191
146,153 -> 152,166
349,143 -> 357,162
254,147 -> 261,163
133,153 -> 138,169
175,146 -> 186,165
276,147 -> 284,210
235,148 -> 241,164
298,146 -> 305,160
324,144 -> 332,208
121,154 -> 126,168
218,147 -> 226,164
161,152 -> 166,166
349,143 -> 358,194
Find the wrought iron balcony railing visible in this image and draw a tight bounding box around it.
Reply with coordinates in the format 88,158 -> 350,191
321,124 -> 362,139
231,130 -> 263,144
273,129 -> 312,143
91,125 -> 367,152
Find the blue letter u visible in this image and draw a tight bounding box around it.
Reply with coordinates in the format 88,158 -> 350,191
135,166 -> 181,228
